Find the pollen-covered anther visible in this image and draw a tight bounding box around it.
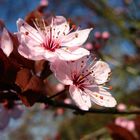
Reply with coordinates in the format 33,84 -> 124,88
25,32 -> 29,35
100,96 -> 104,100
75,33 -> 78,38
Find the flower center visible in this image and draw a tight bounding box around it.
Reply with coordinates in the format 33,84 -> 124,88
42,38 -> 60,52
72,69 -> 94,90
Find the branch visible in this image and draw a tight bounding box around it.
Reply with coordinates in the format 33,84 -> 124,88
39,97 -> 140,115
0,90 -> 140,115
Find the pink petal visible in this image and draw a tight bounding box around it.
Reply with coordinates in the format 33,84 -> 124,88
56,47 -> 90,61
47,16 -> 67,26
85,86 -> 117,107
61,28 -> 93,47
1,28 -> 13,57
93,61 -> 111,84
18,45 -> 45,60
17,18 -> 43,44
50,59 -> 73,85
52,22 -> 70,38
45,16 -> 69,37
69,85 -> 91,110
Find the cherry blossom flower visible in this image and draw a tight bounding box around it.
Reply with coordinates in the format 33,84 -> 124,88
115,117 -> 135,132
0,28 -> 13,57
16,16 -> 92,61
51,55 -> 117,110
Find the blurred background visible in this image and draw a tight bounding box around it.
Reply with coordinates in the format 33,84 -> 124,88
0,0 -> 140,139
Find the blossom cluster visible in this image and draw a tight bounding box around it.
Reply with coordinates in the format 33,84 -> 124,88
0,16 -> 117,110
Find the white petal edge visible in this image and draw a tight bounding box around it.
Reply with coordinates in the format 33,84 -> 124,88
85,87 -> 117,107
50,59 -> 73,85
18,45 -> 45,60
69,85 -> 91,110
56,47 -> 90,61
1,28 -> 13,57
93,61 -> 111,84
61,28 -> 93,47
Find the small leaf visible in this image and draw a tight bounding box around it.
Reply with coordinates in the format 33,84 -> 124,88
15,68 -> 31,90
18,76 -> 45,107
107,124 -> 137,140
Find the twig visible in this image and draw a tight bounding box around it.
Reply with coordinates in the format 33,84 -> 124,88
1,90 -> 140,115
48,89 -> 66,99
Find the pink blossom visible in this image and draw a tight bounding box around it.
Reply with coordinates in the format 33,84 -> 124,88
16,16 -> 92,62
117,103 -> 127,111
115,117 -> 135,131
94,31 -> 101,39
0,28 -> 13,57
85,43 -> 93,50
51,55 -> 117,110
64,98 -> 72,104
54,83 -> 65,93
40,0 -> 48,6
102,31 -> 110,40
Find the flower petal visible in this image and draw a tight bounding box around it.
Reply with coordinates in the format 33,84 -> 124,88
50,59 -> 73,85
1,28 -> 13,57
93,61 -> 111,84
56,47 -> 90,61
85,86 -> 117,107
69,85 -> 91,110
52,16 -> 67,25
17,18 -> 43,44
61,28 -> 93,47
18,45 -> 45,60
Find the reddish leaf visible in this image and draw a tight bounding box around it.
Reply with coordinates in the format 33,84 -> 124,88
18,76 -> 45,107
134,116 -> 140,139
0,48 -> 18,82
15,68 -> 31,90
9,34 -> 34,70
107,124 -> 137,140
24,76 -> 44,92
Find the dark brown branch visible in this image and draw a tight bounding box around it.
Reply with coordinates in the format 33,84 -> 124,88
0,90 -> 140,115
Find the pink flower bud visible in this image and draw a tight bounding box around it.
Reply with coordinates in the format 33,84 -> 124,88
102,31 -> 110,40
85,43 -> 93,50
117,103 -> 127,111
127,121 -> 135,131
55,83 -> 65,93
64,98 -> 72,104
40,0 -> 48,6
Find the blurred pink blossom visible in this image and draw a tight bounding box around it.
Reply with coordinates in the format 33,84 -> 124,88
40,0 -> 48,6
115,117 -> 135,132
54,83 -> 65,93
117,103 -> 127,111
85,43 -> 93,51
102,31 -> 110,40
51,55 -> 117,110
64,98 -> 72,104
94,31 -> 101,39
